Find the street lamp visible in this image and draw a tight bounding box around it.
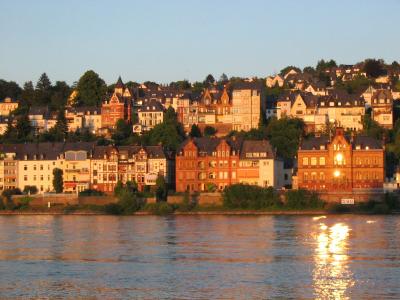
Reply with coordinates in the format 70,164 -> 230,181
334,170 -> 341,178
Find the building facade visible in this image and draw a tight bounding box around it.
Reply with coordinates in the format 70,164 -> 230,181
175,137 -> 284,192
297,128 -> 385,192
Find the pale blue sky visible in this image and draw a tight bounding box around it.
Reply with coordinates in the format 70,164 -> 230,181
1,0 -> 399,86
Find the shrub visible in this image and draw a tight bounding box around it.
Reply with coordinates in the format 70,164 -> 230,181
144,202 -> 174,215
285,189 -> 325,209
223,184 -> 280,209
118,189 -> 142,214
177,192 -> 196,212
104,203 -> 123,215
79,189 -> 105,197
17,196 -> 33,210
23,186 -> 38,195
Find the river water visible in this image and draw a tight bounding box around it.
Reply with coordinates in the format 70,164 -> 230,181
0,215 -> 399,299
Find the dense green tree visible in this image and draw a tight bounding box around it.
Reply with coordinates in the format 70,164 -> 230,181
52,168 -> 63,193
52,109 -> 68,141
155,175 -> 168,202
189,124 -> 202,137
204,126 -> 217,137
75,70 -> 107,107
112,119 -> 133,145
192,81 -> 205,93
203,74 -> 215,87
0,79 -> 22,101
279,66 -> 301,76
316,59 -> 337,72
21,81 -> 35,106
362,114 -> 385,139
50,81 -> 70,110
363,59 -> 386,78
34,73 -> 52,106
266,117 -> 305,160
169,80 -> 191,90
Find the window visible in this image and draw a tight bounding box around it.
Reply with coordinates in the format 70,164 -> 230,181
24,165 -> 27,171
319,157 -> 325,165
24,175 -> 27,181
311,157 -> 317,166
302,157 -> 309,166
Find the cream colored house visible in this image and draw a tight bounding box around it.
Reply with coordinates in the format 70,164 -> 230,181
16,143 -> 64,193
266,75 -> 284,88
0,97 -> 19,116
232,82 -> 263,131
137,100 -> 164,131
65,107 -> 102,133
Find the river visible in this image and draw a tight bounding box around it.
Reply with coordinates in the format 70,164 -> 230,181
0,215 -> 399,299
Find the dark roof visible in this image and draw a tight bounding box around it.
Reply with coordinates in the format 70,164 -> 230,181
178,137 -> 278,159
66,106 -> 101,114
231,81 -> 263,91
240,140 -> 275,159
138,99 -> 164,112
115,76 -> 125,89
300,134 -> 383,150
92,145 -> 165,159
29,106 -> 49,116
0,97 -> 18,103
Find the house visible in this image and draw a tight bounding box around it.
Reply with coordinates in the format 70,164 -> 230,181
137,99 -> 165,131
175,137 -> 284,192
0,97 -> 19,116
297,127 -> 384,192
65,107 -> 102,133
371,89 -> 393,129
101,77 -> 133,129
28,107 -> 57,134
90,145 -> 169,193
231,81 -> 264,132
266,75 -> 284,88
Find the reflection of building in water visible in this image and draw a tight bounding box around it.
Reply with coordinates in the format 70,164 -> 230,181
313,222 -> 354,299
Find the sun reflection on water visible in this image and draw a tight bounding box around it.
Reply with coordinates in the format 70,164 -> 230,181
313,222 -> 354,300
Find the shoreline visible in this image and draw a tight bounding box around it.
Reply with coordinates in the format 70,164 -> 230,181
0,210 -> 396,216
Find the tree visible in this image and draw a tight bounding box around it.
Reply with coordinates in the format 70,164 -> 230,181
363,59 -> 386,78
204,126 -> 217,137
219,73 -> 228,83
266,117 -> 305,160
53,168 -> 63,193
0,79 -> 22,101
34,73 -> 52,106
155,175 -> 168,202
112,119 -> 133,145
279,66 -> 301,76
189,124 -> 202,137
15,114 -> 32,141
75,70 -> 107,107
23,186 -> 38,195
50,81 -> 70,110
21,81 -> 35,107
203,74 -> 215,87
316,59 -> 337,72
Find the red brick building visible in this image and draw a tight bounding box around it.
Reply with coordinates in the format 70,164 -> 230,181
101,77 -> 133,129
297,128 -> 385,192
175,137 -> 284,192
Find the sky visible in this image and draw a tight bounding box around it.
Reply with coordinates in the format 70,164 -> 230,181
1,0 -> 399,86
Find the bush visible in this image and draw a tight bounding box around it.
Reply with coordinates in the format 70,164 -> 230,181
2,188 -> 22,201
177,192 -> 196,212
23,186 -> 38,195
79,189 -> 105,197
144,202 -> 174,215
104,203 -> 123,215
285,189 -> 325,210
17,196 -> 33,210
223,184 -> 280,209
118,189 -> 142,214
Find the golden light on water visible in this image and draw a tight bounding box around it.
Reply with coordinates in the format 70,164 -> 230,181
313,222 -> 354,300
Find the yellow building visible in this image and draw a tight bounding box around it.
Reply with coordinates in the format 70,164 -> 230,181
232,82 -> 263,131
0,97 -> 19,116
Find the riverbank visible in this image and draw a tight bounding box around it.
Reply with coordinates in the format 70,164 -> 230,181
0,208 -> 398,216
